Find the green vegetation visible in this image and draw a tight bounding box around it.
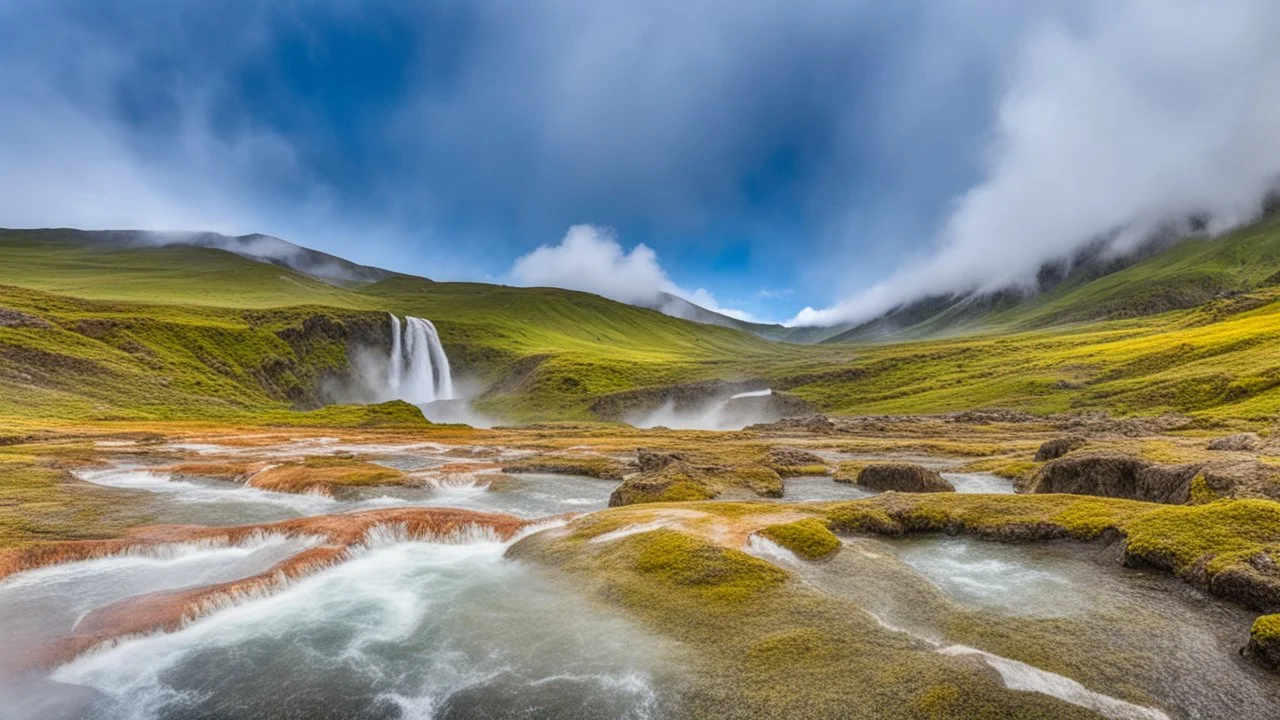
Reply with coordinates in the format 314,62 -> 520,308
500,454 -> 627,480
8,217 -> 1280,425
512,519 -> 1102,718
248,457 -> 409,495
0,453 -> 147,548
820,493 -> 1280,612
759,519 -> 841,560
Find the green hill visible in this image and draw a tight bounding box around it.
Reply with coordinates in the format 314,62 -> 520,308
0,229 -> 837,422
5,221 -> 1280,425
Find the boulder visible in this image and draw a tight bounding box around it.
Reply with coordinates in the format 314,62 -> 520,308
1034,436 -> 1087,462
1029,453 -> 1201,503
1208,433 -> 1263,452
1245,615 -> 1280,672
855,464 -> 954,493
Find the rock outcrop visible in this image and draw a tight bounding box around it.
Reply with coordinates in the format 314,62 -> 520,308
1029,453 -> 1200,503
1034,436 -> 1087,462
746,415 -> 837,435
855,464 -> 955,493
1030,453 -> 1280,504
1208,433 -> 1263,452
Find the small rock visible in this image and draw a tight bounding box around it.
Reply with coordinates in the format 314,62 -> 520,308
1034,436 -> 1087,462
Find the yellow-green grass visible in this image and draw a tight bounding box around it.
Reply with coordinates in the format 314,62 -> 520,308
10,220 -> 1280,425
759,519 -> 841,560
0,453 -> 149,548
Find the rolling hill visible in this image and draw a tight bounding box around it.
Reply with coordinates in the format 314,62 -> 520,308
5,219 -> 1280,425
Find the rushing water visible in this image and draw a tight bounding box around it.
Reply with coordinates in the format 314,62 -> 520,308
4,530 -> 673,720
2,439 -> 1272,719
800,536 -> 1280,719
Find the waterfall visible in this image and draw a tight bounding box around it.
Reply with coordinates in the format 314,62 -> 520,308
387,314 -> 403,396
385,315 -> 453,403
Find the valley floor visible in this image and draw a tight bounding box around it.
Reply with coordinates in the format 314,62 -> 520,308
3,414 -> 1279,719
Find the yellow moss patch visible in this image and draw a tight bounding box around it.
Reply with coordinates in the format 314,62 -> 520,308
1252,614 -> 1280,643
249,457 -> 408,494
628,529 -> 789,604
760,519 -> 841,560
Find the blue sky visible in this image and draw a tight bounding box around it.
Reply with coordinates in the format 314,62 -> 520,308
2,1 -> 1277,325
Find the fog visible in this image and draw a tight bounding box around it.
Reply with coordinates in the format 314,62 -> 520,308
792,0 -> 1280,327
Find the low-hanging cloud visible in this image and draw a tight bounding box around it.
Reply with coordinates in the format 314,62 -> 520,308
510,225 -> 760,322
792,0 -> 1280,327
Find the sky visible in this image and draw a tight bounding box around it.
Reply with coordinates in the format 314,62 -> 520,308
1,1 -> 1278,326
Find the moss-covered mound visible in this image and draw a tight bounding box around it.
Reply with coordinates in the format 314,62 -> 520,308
500,454 -> 626,480
1247,614 -> 1280,670
766,448 -> 830,478
759,519 -> 841,560
248,456 -> 409,496
608,460 -> 782,507
855,464 -> 954,493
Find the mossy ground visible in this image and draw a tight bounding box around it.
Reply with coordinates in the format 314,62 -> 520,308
247,457 -> 410,495
759,519 -> 841,560
512,517 -> 1098,719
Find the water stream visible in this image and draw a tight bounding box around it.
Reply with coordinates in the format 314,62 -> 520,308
1,439 -> 1271,719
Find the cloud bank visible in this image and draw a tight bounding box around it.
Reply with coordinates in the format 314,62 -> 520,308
510,225 -> 761,322
792,0 -> 1280,327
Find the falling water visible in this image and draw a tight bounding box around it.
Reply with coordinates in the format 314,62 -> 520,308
387,313 -> 403,396
385,315 -> 453,403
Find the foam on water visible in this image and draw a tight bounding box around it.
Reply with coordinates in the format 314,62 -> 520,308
50,533 -> 671,720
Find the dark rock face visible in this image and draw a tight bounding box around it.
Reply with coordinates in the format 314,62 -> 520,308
0,308 -> 50,329
1208,433 -> 1262,452
855,464 -> 955,493
1029,453 -> 1201,503
635,449 -> 686,474
1034,436 -> 1087,462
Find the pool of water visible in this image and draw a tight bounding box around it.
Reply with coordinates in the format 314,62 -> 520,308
800,536 -> 1280,719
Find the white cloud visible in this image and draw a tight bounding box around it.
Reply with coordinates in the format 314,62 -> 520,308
509,224 -> 761,322
793,0 -> 1280,327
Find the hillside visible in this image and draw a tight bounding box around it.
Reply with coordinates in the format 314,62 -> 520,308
824,214 -> 1280,343
0,229 -> 839,422
5,223 -> 1280,425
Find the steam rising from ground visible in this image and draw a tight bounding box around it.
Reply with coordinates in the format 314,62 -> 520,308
793,0 -> 1280,327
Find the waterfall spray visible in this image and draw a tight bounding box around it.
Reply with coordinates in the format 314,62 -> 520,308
386,315 -> 453,403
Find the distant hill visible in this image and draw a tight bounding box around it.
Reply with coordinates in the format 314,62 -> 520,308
54,229 -> 401,286
643,292 -> 793,340
821,212 -> 1280,343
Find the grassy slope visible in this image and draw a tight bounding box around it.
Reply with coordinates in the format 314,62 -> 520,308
792,220 -> 1280,420
6,221 -> 1280,424
0,230 -> 839,422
